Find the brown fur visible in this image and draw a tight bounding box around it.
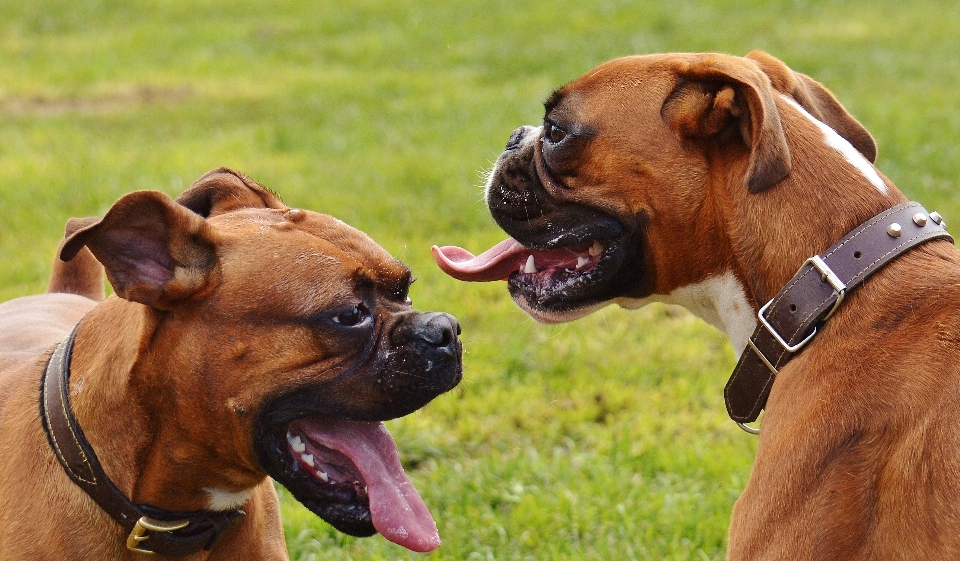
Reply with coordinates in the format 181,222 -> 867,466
493,52 -> 960,558
0,168 -> 456,559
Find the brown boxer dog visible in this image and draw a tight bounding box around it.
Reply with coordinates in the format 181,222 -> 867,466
0,168 -> 462,559
434,51 -> 960,559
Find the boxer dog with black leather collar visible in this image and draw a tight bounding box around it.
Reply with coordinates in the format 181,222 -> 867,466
433,51 -> 960,559
0,168 -> 462,559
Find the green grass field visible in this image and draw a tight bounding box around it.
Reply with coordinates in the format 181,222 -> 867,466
2,1 -> 960,559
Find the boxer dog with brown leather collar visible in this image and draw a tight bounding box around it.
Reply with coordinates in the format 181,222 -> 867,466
433,51 -> 960,559
0,168 -> 461,559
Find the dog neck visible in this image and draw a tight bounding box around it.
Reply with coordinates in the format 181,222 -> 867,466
66,298 -> 262,513
41,315 -> 248,556
626,96 -> 910,357
721,96 -> 907,308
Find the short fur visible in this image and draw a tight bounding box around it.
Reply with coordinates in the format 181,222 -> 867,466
477,51 -> 960,559
0,168 -> 461,559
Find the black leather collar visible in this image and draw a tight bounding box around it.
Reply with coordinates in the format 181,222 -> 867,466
725,202 -> 952,433
40,322 -> 246,555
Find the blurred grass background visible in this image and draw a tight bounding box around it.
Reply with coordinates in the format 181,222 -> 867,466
2,1 -> 959,559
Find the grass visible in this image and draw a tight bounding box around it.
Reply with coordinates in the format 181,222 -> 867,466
2,0 -> 959,558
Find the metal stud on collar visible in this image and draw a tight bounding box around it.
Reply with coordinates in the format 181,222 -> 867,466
726,202 -> 953,435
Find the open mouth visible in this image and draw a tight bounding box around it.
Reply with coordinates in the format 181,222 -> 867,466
432,232 -> 628,321
257,415 -> 440,552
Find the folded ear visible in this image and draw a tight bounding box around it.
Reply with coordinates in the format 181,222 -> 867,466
47,216 -> 105,301
61,191 -> 218,309
661,54 -> 791,194
746,50 -> 877,163
176,167 -> 285,218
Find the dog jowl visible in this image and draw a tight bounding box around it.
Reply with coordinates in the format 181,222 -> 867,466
0,168 -> 461,559
433,51 -> 960,559
433,50 -> 890,337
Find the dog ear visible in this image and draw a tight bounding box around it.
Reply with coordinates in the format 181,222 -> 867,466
176,167 -> 285,217
60,191 -> 218,309
663,55 -> 791,194
47,216 -> 106,301
746,50 -> 877,163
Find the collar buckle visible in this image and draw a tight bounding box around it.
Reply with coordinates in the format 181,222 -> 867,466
126,517 -> 191,554
756,255 -> 847,354
806,255 -> 847,320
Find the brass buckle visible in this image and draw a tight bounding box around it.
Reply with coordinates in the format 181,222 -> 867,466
126,516 -> 190,554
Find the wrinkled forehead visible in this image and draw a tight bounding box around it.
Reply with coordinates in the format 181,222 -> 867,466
546,55 -> 687,116
209,207 -> 411,294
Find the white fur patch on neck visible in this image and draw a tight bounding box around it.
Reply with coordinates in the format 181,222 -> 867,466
663,272 -> 756,355
205,487 -> 254,511
779,95 -> 888,195
619,271 -> 756,355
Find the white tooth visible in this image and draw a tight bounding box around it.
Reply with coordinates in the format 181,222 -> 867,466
317,471 -> 329,482
286,431 -> 294,443
523,255 -> 538,274
577,256 -> 589,269
302,454 -> 314,467
292,436 -> 306,453
589,241 -> 603,257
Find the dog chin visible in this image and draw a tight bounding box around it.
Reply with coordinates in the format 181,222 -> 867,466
511,294 -> 606,324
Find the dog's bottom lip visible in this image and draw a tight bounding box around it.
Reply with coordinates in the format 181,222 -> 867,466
506,237 -> 625,313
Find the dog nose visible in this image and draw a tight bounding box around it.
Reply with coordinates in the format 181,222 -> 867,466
412,312 -> 460,351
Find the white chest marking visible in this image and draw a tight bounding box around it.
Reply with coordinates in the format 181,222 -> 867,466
205,487 -> 254,511
779,95 -> 888,195
618,271 -> 756,356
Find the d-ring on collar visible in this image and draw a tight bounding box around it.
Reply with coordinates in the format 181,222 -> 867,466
724,202 -> 953,433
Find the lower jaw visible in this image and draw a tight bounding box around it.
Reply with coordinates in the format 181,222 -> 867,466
305,499 -> 375,537
259,432 -> 373,536
514,297 -> 604,324
508,279 -> 606,323
279,467 -> 374,536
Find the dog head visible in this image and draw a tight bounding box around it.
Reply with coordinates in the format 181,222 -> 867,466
434,51 -> 895,327
61,168 -> 462,551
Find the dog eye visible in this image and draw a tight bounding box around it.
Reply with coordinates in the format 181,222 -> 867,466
544,122 -> 567,144
334,304 -> 370,327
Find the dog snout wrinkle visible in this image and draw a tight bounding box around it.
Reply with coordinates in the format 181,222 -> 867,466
505,127 -> 527,151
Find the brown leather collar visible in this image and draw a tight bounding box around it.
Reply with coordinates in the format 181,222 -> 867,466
725,202 -> 953,432
40,323 -> 246,556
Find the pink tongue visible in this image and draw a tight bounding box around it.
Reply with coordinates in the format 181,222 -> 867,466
431,238 -> 530,282
299,418 -> 440,552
